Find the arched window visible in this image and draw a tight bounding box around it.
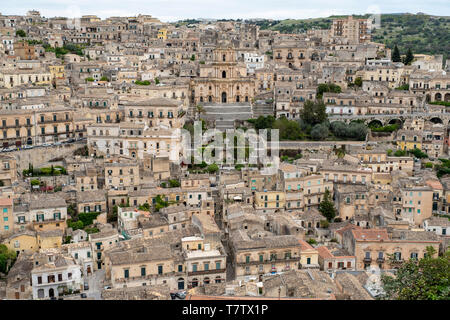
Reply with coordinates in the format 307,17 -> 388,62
200,96 -> 203,102
208,96 -> 212,102
222,71 -> 226,78
222,54 -> 226,62
221,92 -> 227,103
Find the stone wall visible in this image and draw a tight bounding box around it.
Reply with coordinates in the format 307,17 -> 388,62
7,142 -> 86,171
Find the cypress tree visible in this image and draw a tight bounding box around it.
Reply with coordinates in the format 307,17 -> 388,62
392,45 -> 401,62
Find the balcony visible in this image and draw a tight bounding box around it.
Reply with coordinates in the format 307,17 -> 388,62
363,257 -> 372,263
188,268 -> 226,276
376,257 -> 385,263
236,257 -> 300,267
38,119 -> 72,124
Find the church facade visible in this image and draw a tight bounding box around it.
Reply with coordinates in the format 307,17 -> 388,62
191,43 -> 255,105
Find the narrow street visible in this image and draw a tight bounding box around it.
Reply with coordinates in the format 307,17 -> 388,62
85,269 -> 105,300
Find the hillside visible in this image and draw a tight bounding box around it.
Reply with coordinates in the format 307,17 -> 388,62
251,14 -> 450,61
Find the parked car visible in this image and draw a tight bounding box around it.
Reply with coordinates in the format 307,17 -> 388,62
80,293 -> 87,298
23,145 -> 33,149
84,282 -> 89,290
104,286 -> 111,290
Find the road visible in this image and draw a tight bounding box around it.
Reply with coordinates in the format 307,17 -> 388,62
85,269 -> 105,300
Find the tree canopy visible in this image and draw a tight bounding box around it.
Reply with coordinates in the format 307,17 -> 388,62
392,44 -> 401,62
16,29 -> 26,37
318,189 -> 337,222
300,100 -> 327,126
380,247 -> 450,300
316,84 -> 341,99
0,244 -> 17,274
403,48 -> 414,65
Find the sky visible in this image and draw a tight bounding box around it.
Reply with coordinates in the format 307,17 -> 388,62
2,0 -> 449,22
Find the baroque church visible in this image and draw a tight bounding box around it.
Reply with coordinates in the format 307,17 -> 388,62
191,41 -> 255,105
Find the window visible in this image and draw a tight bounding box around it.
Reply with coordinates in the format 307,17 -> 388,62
192,264 -> 197,272
178,265 -> 183,272
216,262 -> 221,270
124,269 -> 129,278
158,265 -> 163,274
141,267 -> 146,276
204,263 -> 209,271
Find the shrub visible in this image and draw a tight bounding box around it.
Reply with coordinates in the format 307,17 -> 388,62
16,29 -> 26,37
307,238 -> 317,245
394,149 -> 408,157
207,163 -> 219,174
78,212 -> 100,226
169,179 -> 180,188
425,162 -> 433,168
320,220 -> 330,228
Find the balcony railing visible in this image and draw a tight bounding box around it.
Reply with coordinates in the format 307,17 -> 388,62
236,257 -> 300,267
187,268 -> 226,276
376,257 -> 385,263
363,257 -> 372,263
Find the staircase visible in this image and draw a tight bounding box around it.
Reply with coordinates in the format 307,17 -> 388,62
252,103 -> 274,118
201,103 -> 253,130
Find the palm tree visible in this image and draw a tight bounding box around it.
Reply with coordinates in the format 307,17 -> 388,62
195,104 -> 205,121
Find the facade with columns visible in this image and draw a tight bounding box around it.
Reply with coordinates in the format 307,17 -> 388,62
192,43 -> 255,105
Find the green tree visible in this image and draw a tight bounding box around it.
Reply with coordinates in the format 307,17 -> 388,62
380,247 -> 450,300
154,195 -> 169,212
207,163 -> 219,174
316,84 -> 341,99
100,76 -> 108,81
138,203 -> 150,211
169,179 -> 181,188
16,29 -> 26,37
354,77 -> 363,87
310,123 -> 329,140
409,148 -> 428,159
300,100 -> 327,126
403,48 -> 414,65
154,77 -> 160,85
318,189 -> 337,222
0,244 -> 17,274
392,44 -> 401,62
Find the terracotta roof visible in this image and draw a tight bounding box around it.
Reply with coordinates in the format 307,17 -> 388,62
351,229 -> 389,241
298,239 -> 315,251
0,198 -> 13,206
317,246 -> 334,259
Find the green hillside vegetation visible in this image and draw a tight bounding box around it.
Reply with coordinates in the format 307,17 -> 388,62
250,14 -> 449,61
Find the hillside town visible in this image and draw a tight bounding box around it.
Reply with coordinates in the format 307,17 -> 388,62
0,10 -> 449,301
